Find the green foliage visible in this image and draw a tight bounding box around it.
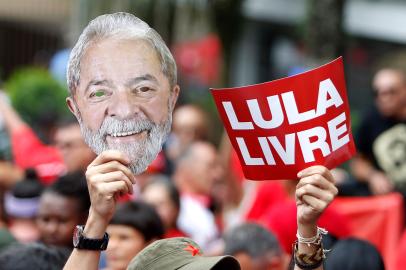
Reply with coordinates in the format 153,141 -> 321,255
5,67 -> 70,128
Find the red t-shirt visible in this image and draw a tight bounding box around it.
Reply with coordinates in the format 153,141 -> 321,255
11,126 -> 65,185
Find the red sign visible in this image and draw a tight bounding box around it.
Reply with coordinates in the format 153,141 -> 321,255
211,57 -> 356,180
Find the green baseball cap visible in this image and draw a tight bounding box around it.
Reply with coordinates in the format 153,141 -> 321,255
127,237 -> 241,270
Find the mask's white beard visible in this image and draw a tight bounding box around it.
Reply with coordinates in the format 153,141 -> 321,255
78,114 -> 172,175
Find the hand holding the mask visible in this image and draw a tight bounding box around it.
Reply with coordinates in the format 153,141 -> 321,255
84,150 -> 135,238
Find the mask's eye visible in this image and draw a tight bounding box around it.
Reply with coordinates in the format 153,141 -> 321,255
95,90 -> 106,97
90,89 -> 107,98
139,86 -> 152,92
133,85 -> 156,97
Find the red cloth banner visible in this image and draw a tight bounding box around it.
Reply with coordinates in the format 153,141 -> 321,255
331,193 -> 404,270
211,57 -> 356,180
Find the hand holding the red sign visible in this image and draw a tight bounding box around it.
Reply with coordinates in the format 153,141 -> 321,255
295,165 -> 337,226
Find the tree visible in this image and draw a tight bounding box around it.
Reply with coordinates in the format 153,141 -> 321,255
304,0 -> 346,61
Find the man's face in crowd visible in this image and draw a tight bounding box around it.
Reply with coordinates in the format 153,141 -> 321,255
106,224 -> 149,270
186,143 -> 223,196
54,123 -> 96,173
172,106 -> 208,146
36,192 -> 84,247
373,69 -> 406,118
67,38 -> 179,174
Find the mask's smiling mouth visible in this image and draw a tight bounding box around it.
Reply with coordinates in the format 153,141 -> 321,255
106,130 -> 149,144
109,130 -> 140,137
79,114 -> 171,174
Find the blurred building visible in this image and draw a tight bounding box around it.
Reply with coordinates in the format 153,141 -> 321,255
1,0 -> 406,117
0,0 -> 70,80
231,0 -> 406,119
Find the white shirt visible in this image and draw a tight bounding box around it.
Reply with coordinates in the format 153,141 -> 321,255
177,194 -> 219,251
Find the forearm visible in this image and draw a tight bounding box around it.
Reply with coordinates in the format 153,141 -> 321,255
63,209 -> 109,270
0,98 -> 27,134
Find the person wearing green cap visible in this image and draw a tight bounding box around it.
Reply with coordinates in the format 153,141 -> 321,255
63,12 -> 336,270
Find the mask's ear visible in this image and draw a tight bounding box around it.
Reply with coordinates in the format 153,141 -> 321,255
66,96 -> 80,120
170,85 -> 180,111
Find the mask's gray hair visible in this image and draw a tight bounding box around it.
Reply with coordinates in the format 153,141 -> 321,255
67,12 -> 177,96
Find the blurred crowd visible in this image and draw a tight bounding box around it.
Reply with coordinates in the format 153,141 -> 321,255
1,70 -> 402,269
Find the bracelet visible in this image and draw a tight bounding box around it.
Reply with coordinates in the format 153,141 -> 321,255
293,241 -> 325,270
293,227 -> 328,269
296,227 -> 327,247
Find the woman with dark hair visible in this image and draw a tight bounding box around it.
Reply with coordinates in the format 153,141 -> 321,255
104,201 -> 164,270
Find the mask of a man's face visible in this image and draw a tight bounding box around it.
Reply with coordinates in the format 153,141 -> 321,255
70,38 -> 177,174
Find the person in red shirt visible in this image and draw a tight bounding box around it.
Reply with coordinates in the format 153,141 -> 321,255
0,92 -> 96,185
0,92 -> 64,184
